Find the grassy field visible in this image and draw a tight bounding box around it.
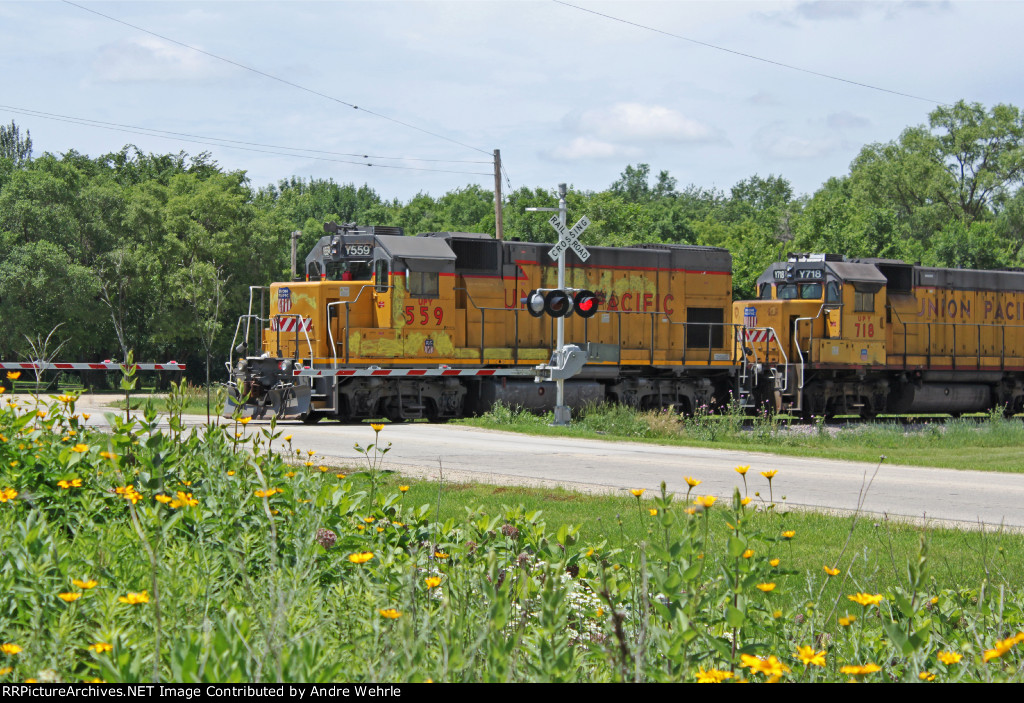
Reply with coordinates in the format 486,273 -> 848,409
459,402 -> 1024,473
373,471 -> 1024,596
4,388 -> 1024,682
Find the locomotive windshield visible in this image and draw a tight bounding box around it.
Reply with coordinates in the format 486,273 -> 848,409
776,283 -> 823,300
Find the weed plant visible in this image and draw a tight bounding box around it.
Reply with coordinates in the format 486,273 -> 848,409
1,380 -> 1024,682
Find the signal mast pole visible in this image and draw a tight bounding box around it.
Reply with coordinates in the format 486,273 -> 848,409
554,183 -> 569,425
526,184 -> 571,425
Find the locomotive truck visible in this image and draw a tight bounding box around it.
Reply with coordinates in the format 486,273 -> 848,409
226,224 -> 1024,421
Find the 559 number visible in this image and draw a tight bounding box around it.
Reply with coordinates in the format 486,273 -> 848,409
404,305 -> 444,326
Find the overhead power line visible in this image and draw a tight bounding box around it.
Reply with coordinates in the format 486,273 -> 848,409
552,0 -> 949,106
0,105 -> 494,177
61,0 -> 495,157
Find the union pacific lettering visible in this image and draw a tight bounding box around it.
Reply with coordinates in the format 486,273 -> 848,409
504,288 -> 675,315
915,297 -> 1024,321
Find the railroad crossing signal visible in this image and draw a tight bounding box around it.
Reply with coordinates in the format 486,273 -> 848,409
522,288 -> 600,318
547,214 -> 591,262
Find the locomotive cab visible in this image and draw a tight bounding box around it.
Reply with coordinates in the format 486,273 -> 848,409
735,253 -> 888,415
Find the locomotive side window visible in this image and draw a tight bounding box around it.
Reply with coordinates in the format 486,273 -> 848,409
854,290 -> 874,312
374,260 -> 389,293
777,284 -> 798,300
826,281 -> 841,303
759,283 -> 772,299
407,270 -> 439,298
800,283 -> 823,300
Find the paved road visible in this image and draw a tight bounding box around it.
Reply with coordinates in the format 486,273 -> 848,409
67,395 -> 1024,530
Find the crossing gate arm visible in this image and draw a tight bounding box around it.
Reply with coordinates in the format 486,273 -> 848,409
293,367 -> 535,378
0,361 -> 186,372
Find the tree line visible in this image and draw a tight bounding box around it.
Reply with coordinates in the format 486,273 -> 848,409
1,99 -> 1022,380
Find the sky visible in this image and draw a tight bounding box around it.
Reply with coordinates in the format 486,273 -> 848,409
2,0 -> 1023,202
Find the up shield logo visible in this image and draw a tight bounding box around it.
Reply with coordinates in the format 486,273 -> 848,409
278,287 -> 292,314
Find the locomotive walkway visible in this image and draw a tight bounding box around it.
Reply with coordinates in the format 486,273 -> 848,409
66,394 -> 1024,531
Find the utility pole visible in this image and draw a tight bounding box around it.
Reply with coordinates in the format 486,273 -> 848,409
290,230 -> 301,279
493,149 -> 503,240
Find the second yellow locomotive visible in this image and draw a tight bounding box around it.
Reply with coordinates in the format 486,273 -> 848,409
735,253 -> 1024,416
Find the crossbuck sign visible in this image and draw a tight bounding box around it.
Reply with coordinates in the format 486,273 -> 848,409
547,214 -> 591,262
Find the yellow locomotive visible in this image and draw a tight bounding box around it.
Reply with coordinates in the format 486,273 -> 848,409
735,253 -> 1024,417
228,223 -> 739,421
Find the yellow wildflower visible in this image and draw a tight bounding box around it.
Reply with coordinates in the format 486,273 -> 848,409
348,552 -> 374,564
983,633 -> 1024,663
740,497 -> 752,506
770,558 -> 780,567
919,671 -> 935,681
57,479 -> 83,489
71,443 -> 89,453
649,508 -> 658,516
370,423 -> 385,432
693,495 -> 716,508
696,668 -> 734,683
734,465 -> 749,475
630,488 -> 645,497
781,530 -> 795,539
796,645 -> 826,667
99,451 -> 117,461
434,551 -> 450,559
824,565 -> 840,576
57,592 -> 81,602
283,435 -> 293,442
684,476 -> 701,488
6,371 -> 20,380
318,465 -> 328,472
838,615 -> 857,627
114,486 -> 142,504
87,643 -> 113,653
399,485 -> 409,492
155,494 -> 172,504
82,414 -> 90,420
118,591 -> 149,605
254,488 -> 280,498
840,663 -> 880,676
0,666 -> 10,675
848,593 -> 884,607
363,516 -> 376,523
227,471 -> 235,476
238,417 -> 251,425
761,470 -> 778,479
285,471 -> 296,478
740,654 -> 790,678
170,491 -> 198,508
378,608 -> 401,619
937,651 -> 962,665
742,549 -> 754,559
756,583 -> 777,592
72,579 -> 97,590
425,576 -> 442,589
0,644 -> 21,655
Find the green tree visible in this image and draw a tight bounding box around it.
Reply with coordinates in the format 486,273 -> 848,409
0,121 -> 32,167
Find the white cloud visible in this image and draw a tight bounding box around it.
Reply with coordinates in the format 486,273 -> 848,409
574,103 -> 719,143
826,111 -> 871,129
548,137 -> 640,161
755,123 -> 840,160
92,37 -> 229,83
